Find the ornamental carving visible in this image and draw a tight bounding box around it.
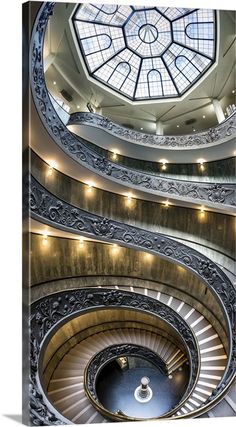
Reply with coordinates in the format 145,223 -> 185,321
30,4 -> 236,209
27,176 -> 235,365
27,176 -> 236,422
30,288 -> 198,424
69,111 -> 236,149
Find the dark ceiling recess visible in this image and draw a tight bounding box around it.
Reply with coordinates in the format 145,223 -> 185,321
60,89 -> 73,102
185,118 -> 197,125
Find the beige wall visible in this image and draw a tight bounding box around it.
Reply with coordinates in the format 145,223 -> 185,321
30,234 -> 228,349
31,150 -> 235,265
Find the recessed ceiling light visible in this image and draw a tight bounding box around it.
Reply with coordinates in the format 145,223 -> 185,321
176,125 -> 179,128
193,129 -> 196,132
53,81 -> 56,85
77,105 -> 80,109
140,127 -> 143,130
202,115 -> 206,119
232,90 -> 235,94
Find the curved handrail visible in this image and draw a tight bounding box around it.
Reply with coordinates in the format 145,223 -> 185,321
30,3 -> 236,210
68,110 -> 236,149
84,342 -> 194,421
31,289 -> 199,424
27,176 -> 236,422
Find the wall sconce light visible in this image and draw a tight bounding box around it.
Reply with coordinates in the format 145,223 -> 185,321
47,160 -> 57,176
111,244 -> 119,254
163,200 -> 170,208
160,159 -> 168,171
125,192 -> 134,206
48,166 -> 53,176
78,237 -> 85,248
42,233 -> 48,246
86,182 -> 94,194
111,149 -> 119,161
199,206 -> 206,221
145,253 -> 153,261
197,159 -> 205,171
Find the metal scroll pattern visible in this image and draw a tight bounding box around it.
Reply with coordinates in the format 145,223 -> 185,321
28,176 -> 236,366
30,288 -> 198,423
69,111 -> 236,148
27,177 -> 236,423
30,3 -> 236,208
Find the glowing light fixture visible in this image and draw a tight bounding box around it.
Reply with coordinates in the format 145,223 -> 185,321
78,237 -> 85,248
47,160 -> 57,176
86,182 -> 94,193
197,158 -> 205,171
160,159 -> 168,170
111,149 -> 119,160
163,200 -> 170,208
42,233 -> 48,246
111,243 -> 119,254
53,81 -> 56,85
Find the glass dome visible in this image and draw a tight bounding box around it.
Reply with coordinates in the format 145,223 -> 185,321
73,4 -> 216,101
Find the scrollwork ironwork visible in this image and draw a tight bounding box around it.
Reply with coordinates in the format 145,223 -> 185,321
30,3 -> 236,209
85,344 -> 168,403
69,111 -> 236,149
27,176 -> 236,384
31,288 -> 199,423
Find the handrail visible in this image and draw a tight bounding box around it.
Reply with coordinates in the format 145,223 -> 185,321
84,342 -> 196,421
30,3 -> 236,210
31,289 -> 199,424
68,110 -> 236,149
27,176 -> 236,422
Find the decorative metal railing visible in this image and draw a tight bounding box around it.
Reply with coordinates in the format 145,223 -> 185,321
30,3 -> 236,210
30,288 -> 199,424
26,176 -> 236,423
84,342 -> 192,421
68,110 -> 236,149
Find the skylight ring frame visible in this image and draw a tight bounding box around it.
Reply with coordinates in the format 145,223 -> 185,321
72,5 -> 217,101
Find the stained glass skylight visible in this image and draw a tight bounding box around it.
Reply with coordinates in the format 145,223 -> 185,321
72,4 -> 216,101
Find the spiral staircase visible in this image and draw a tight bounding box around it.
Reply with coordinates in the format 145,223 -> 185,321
24,2 -> 236,425
44,287 -> 228,423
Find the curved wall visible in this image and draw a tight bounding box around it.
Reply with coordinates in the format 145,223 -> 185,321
72,131 -> 236,183
30,234 -> 228,349
31,151 -> 235,268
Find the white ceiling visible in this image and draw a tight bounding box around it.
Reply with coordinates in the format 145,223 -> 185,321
44,3 -> 236,135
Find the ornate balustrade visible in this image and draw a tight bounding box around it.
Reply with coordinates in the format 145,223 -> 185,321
27,176 -> 235,365
69,111 -> 236,149
30,288 -> 199,424
30,3 -> 236,211
84,342 -> 194,421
